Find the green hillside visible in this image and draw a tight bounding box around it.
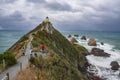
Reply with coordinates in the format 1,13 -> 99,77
28,19 -> 88,80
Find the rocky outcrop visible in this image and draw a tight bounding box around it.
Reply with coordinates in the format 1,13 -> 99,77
81,36 -> 86,40
74,34 -> 79,37
70,37 -> 78,44
88,37 -> 97,46
68,35 -> 71,38
83,52 -> 90,56
91,48 -> 110,57
40,17 -> 54,34
101,42 -> 104,45
87,72 -> 104,80
110,61 -> 119,70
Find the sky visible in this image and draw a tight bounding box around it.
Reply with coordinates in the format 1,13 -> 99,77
0,0 -> 120,31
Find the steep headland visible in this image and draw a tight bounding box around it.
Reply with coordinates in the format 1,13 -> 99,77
15,17 -> 89,80
0,17 -> 104,80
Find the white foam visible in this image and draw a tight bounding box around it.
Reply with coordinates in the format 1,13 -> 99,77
76,36 -> 120,80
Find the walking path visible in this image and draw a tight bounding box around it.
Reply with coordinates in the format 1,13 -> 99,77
0,35 -> 33,80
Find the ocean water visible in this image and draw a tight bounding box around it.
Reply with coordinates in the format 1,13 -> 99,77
61,31 -> 120,80
0,30 -> 120,80
0,30 -> 28,54
61,31 -> 120,50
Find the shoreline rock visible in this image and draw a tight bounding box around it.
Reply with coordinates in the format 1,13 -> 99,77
83,52 -> 90,56
91,48 -> 110,57
101,42 -> 104,45
68,35 -> 71,38
110,61 -> 120,70
70,37 -> 78,44
88,37 -> 97,46
74,34 -> 79,37
86,72 -> 104,80
85,63 -> 104,80
81,36 -> 86,40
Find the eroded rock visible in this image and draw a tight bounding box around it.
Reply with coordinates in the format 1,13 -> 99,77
110,61 -> 119,70
91,48 -> 110,57
88,37 -> 97,46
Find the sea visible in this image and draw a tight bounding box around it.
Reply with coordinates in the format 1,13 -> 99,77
0,30 -> 120,80
62,31 -> 120,80
0,30 -> 28,54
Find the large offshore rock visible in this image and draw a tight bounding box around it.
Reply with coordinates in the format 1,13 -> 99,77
110,61 -> 119,70
81,36 -> 86,40
88,37 -> 97,46
91,48 -> 110,57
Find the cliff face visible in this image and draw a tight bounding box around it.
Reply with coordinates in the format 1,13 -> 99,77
14,18 -> 88,80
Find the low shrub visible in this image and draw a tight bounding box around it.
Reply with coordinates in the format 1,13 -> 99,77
0,51 -> 16,68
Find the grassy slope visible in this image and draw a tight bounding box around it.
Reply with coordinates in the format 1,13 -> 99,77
0,19 -> 88,79
0,22 -> 43,71
27,22 -> 88,80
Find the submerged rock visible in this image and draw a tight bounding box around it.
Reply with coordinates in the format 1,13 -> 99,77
81,36 -> 86,40
68,35 -> 71,38
88,37 -> 97,46
74,34 -> 79,37
110,61 -> 119,70
91,48 -> 110,57
101,42 -> 104,45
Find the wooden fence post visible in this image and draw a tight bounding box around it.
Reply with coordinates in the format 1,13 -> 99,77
6,72 -> 9,80
3,59 -> 5,69
20,62 -> 22,71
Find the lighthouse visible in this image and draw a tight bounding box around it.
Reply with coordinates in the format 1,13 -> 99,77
44,16 -> 49,23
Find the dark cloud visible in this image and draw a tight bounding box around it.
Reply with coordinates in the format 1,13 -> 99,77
0,0 -> 120,31
0,0 -> 16,3
45,2 -> 72,11
95,16 -> 120,31
26,0 -> 72,11
0,11 -> 32,30
26,0 -> 46,3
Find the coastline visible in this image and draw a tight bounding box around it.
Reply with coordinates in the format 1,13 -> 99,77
67,34 -> 120,80
0,20 -> 88,80
0,28 -> 119,80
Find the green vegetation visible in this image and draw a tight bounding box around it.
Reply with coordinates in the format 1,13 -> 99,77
20,35 -> 29,42
29,22 -> 88,80
30,53 -> 86,80
74,44 -> 88,54
31,40 -> 39,47
7,34 -> 29,58
0,51 -> 16,68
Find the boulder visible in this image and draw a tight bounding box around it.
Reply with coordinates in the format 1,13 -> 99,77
70,37 -> 78,44
101,42 -> 104,45
74,34 -> 79,37
82,52 -> 90,56
110,61 -> 119,70
91,48 -> 110,57
88,37 -> 97,46
68,35 -> 71,38
81,36 -> 86,40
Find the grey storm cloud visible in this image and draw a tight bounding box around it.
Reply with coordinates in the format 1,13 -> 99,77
0,0 -> 16,3
0,0 -> 120,31
27,0 -> 72,11
26,0 -> 46,3
45,2 -> 72,11
0,11 -> 32,30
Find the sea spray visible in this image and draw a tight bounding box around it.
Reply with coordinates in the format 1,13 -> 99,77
76,36 -> 120,80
